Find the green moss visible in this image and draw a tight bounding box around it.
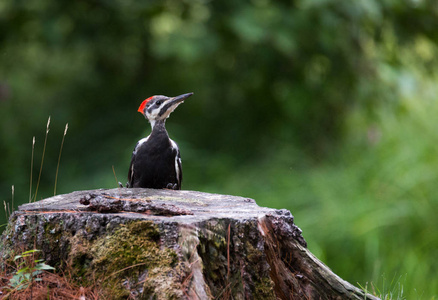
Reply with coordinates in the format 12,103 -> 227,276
68,234 -> 93,278
79,221 -> 186,299
92,221 -> 174,273
244,240 -> 276,298
0,223 -> 13,258
245,241 -> 261,264
254,277 -> 276,299
43,222 -> 63,240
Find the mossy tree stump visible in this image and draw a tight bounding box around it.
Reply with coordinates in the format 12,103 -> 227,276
0,188 -> 379,299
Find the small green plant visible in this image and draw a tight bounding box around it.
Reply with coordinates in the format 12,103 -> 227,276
6,249 -> 55,291
358,274 -> 407,300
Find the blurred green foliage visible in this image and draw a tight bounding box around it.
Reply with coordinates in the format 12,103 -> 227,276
1,0 -> 437,298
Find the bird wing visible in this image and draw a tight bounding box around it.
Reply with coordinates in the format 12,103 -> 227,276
127,143 -> 138,188
170,139 -> 183,189
176,148 -> 182,189
128,136 -> 150,188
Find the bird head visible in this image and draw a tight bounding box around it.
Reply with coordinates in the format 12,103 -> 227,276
137,92 -> 193,127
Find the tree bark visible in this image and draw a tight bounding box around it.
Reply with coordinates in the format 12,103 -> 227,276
0,188 -> 379,299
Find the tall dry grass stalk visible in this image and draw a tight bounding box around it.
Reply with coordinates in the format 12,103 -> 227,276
29,137 -> 35,202
33,116 -> 50,202
54,123 -> 68,196
11,185 -> 14,214
112,165 -> 119,187
3,201 -> 9,219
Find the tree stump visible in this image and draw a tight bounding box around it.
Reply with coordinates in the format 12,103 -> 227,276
0,188 -> 379,299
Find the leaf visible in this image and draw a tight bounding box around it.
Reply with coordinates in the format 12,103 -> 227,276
16,267 -> 29,275
9,275 -> 22,287
35,263 -> 55,271
17,261 -> 26,267
21,249 -> 41,255
16,283 -> 29,291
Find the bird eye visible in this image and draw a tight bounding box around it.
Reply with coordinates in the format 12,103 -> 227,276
155,100 -> 162,106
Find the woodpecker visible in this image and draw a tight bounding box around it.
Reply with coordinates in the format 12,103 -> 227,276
127,92 -> 193,190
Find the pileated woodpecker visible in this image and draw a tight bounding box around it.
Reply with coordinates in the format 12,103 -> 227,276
127,92 -> 193,189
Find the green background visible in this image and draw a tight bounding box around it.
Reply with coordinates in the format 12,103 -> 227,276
1,1 -> 437,298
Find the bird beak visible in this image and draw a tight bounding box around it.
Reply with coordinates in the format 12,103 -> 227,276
157,92 -> 194,120
168,92 -> 193,105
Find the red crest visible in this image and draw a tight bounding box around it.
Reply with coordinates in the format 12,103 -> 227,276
138,96 -> 154,113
